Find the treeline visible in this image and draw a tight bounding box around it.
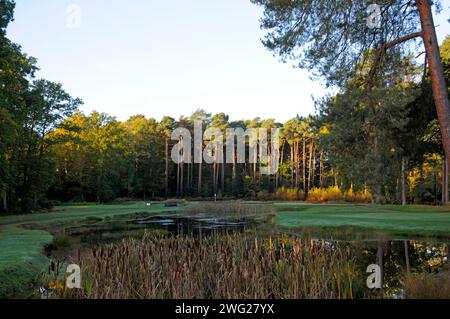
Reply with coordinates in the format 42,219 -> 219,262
0,1 -> 82,213
48,111 -> 331,203
1,0 -> 450,213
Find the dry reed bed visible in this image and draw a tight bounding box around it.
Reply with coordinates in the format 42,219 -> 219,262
184,202 -> 274,219
60,233 -> 356,299
403,271 -> 450,299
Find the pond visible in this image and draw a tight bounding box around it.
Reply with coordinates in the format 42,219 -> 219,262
49,213 -> 450,298
130,215 -> 450,298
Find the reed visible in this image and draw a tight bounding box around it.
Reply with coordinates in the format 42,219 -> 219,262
403,271 -> 450,299
184,202 -> 273,219
55,233 -> 357,299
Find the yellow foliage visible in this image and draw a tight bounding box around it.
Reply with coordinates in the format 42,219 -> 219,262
275,187 -> 305,201
49,281 -> 66,291
307,187 -> 371,203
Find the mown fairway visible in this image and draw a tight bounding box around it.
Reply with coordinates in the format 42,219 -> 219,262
274,203 -> 450,236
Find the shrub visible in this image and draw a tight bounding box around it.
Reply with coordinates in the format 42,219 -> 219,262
164,199 -> 187,207
306,187 -> 372,203
307,187 -> 342,202
38,198 -> 61,210
275,187 -> 305,201
20,198 -> 37,214
257,190 -> 273,201
344,189 -> 372,203
44,233 -> 71,255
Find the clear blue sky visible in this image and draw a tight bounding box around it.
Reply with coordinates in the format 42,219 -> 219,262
7,0 -> 450,122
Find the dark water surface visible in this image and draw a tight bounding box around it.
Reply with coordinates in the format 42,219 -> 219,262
132,215 -> 253,235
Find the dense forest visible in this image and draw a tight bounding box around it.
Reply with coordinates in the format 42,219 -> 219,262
1,0 -> 450,214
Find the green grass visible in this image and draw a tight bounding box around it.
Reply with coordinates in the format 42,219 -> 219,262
0,202 -> 182,227
0,202 -> 182,298
0,226 -> 52,298
274,203 -> 450,236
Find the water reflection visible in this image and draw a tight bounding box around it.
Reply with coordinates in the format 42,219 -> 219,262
348,239 -> 449,297
132,216 -> 254,235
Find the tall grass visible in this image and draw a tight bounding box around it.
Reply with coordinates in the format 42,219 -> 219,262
54,233 -> 357,299
403,271 -> 450,299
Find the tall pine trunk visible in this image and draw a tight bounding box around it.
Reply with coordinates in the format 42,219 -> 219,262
212,161 -> 216,196
180,161 -> 184,198
312,143 -> 316,188
404,241 -> 411,274
442,153 -> 448,204
216,161 -> 220,195
1,188 -> 7,211
277,141 -> 285,190
232,143 -> 236,195
165,137 -> 169,198
253,143 -> 257,182
307,141 -> 314,191
190,162 -> 194,192
219,143 -> 224,193
221,162 -> 225,195
198,162 -> 202,196
377,241 -> 385,291
302,140 -> 307,192
290,145 -> 296,187
417,0 -> 450,171
295,142 -> 300,188
401,157 -> 407,206
319,150 -> 324,188
176,163 -> 180,198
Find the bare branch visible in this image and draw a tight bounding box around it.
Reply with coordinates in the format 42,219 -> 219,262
369,31 -> 424,81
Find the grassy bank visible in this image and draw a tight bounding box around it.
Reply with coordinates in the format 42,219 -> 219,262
0,202 -> 182,227
0,226 -> 52,298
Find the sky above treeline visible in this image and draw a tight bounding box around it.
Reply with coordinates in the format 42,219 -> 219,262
7,0 -> 450,123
